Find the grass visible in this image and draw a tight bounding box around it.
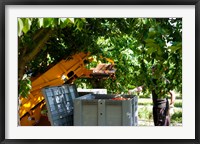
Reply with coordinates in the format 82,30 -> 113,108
174,102 -> 182,108
138,98 -> 182,107
138,100 -> 152,106
171,111 -> 182,124
138,105 -> 153,120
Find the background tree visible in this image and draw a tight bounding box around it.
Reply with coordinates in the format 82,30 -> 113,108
18,18 -> 182,98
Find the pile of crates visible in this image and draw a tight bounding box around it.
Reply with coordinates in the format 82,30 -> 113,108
42,85 -> 138,126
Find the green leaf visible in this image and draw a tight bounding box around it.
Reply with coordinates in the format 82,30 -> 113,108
147,47 -> 156,54
169,43 -> 182,53
38,18 -> 44,28
68,18 -> 74,23
22,18 -> 32,34
22,74 -> 28,80
43,18 -> 54,28
60,18 -> 71,28
145,38 -> 155,44
18,18 -> 23,36
157,47 -> 163,56
53,18 -> 59,27
75,19 -> 85,31
60,18 -> 67,23
142,18 -> 148,24
27,84 -> 32,89
19,74 -> 32,98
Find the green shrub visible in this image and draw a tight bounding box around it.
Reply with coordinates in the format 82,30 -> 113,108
171,111 -> 182,123
138,106 -> 153,120
174,102 -> 182,108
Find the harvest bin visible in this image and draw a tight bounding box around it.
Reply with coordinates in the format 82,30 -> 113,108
74,94 -> 138,126
42,84 -> 78,126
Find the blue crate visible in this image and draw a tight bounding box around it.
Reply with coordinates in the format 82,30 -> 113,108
42,84 -> 78,126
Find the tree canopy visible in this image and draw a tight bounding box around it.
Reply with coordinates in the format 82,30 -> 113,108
18,18 -> 182,98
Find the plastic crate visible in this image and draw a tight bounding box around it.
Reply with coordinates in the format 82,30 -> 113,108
74,94 -> 138,126
42,84 -> 78,126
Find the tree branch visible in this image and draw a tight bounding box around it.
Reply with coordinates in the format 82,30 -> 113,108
33,28 -> 46,41
24,29 -> 53,62
18,28 -> 53,80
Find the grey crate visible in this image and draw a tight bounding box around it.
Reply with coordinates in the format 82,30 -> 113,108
74,94 -> 138,126
42,84 -> 78,126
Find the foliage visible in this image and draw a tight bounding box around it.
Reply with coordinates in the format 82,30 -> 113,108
76,18 -> 182,98
174,102 -> 182,108
18,18 -> 83,97
18,18 -> 182,99
18,74 -> 31,98
171,111 -> 182,124
138,106 -> 153,120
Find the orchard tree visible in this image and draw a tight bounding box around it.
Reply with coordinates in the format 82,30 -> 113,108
75,18 -> 182,98
18,18 -> 89,97
18,18 -> 182,99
